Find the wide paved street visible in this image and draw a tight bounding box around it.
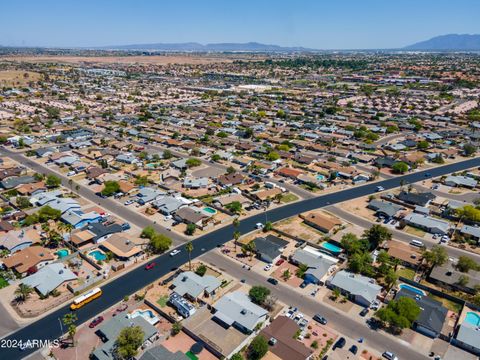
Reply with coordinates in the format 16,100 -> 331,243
1,153 -> 480,359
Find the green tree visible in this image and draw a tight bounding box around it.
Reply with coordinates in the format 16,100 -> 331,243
101,180 -> 120,196
362,225 -> 392,250
38,205 -> 62,222
134,176 -> 149,186
248,335 -> 269,360
163,149 -> 173,159
385,269 -> 399,291
417,141 -> 429,150
249,286 -> 270,306
46,174 -> 61,188
195,264 -> 207,276
266,151 -> 280,161
115,325 -> 144,359
375,297 -> 420,332
463,143 -> 477,156
263,221 -> 273,232
16,196 -> 31,209
185,223 -> 196,235
141,226 -> 155,239
456,256 -> 480,273
341,233 -> 368,255
392,162 -> 409,174
171,322 -> 182,336
230,353 -> 244,360
186,158 -> 201,168
296,263 -> 309,278
149,233 -> 172,253
422,245 -> 448,269
225,201 -> 242,214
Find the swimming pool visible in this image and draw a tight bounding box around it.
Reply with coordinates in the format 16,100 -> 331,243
316,174 -> 326,182
128,309 -> 159,325
56,249 -> 69,258
399,284 -> 426,296
89,250 -> 107,261
203,207 -> 217,215
320,242 -> 342,253
465,312 -> 480,326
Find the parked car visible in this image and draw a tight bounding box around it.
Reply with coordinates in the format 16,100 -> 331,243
255,222 -> 264,229
313,314 -> 327,325
267,277 -> 278,285
121,222 -> 131,231
332,337 -> 346,350
124,199 -> 134,206
382,351 -> 398,360
264,264 -> 272,271
275,258 -> 285,266
295,240 -> 306,248
349,345 -> 358,354
169,249 -> 181,256
145,262 -> 156,270
360,307 -> 369,317
67,171 -> 76,177
89,316 -> 104,328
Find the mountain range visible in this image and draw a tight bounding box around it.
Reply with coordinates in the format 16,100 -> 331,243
404,34 -> 480,51
99,41 -> 312,52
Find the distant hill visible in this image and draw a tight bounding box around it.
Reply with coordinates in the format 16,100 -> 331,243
100,41 -> 313,52
405,34 -> 480,51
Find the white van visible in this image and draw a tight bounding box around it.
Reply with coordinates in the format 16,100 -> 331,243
409,239 -> 424,248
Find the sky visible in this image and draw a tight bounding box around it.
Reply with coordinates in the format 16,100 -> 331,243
1,0 -> 479,49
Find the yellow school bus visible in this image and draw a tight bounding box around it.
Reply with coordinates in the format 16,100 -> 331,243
70,287 -> 102,310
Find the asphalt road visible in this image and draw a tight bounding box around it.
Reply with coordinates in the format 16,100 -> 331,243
202,252 -> 428,360
0,147 -> 186,244
2,155 -> 480,359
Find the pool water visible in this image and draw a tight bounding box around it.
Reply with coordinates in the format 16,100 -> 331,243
128,309 -> 159,325
316,174 -> 326,181
89,250 -> 107,261
321,242 -> 342,253
203,207 -> 217,215
399,284 -> 426,296
56,249 -> 69,258
465,312 -> 480,326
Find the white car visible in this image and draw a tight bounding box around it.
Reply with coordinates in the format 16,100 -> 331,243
263,264 -> 272,271
124,200 -> 134,206
376,186 -> 385,192
382,351 -> 398,360
169,249 -> 181,257
255,223 -> 264,229
67,171 -> 76,177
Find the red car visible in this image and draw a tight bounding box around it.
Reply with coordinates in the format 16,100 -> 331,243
89,316 -> 104,328
275,259 -> 285,266
145,262 -> 156,270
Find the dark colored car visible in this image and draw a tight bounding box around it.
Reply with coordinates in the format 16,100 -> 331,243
89,316 -> 104,328
359,307 -> 369,317
267,278 -> 278,285
332,337 -> 346,350
299,282 -> 307,288
313,314 -> 328,325
349,345 -> 358,354
145,262 -> 156,270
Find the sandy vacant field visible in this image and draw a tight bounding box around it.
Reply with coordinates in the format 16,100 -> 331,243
0,70 -> 42,86
0,55 -> 237,65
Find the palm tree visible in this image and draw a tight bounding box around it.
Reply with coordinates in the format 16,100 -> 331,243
63,312 -> 78,345
233,231 -> 241,253
247,241 -> 256,261
14,284 -> 34,303
185,242 -> 193,271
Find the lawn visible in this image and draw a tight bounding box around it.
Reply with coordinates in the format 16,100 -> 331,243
281,193 -> 299,203
403,225 -> 425,237
156,295 -> 168,308
428,294 -> 463,313
0,276 -> 8,289
397,268 -> 416,280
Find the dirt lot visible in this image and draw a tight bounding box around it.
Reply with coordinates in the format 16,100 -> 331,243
0,70 -> 42,86
0,55 -> 237,65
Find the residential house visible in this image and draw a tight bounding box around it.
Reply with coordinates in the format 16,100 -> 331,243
429,260 -> 480,295
397,191 -> 435,207
383,240 -> 423,269
326,270 -> 382,307
171,271 -> 222,301
395,288 -> 447,338
2,246 -> 54,276
301,212 -> 341,234
212,290 -> 268,334
252,235 -> 289,264
61,210 -> 102,229
403,213 -> 450,235
92,312 -> 158,360
139,346 -> 189,360
291,248 -> 337,285
0,228 -> 42,253
444,175 -> 478,189
367,199 -> 405,220
260,316 -> 314,360
21,263 -> 77,296
99,234 -> 143,261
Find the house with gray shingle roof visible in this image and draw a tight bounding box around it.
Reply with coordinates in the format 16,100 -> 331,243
326,270 -> 382,307
367,199 -> 404,219
291,249 -> 337,285
403,213 -> 450,235
171,271 -> 221,300
21,263 -> 77,296
213,290 -> 268,334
